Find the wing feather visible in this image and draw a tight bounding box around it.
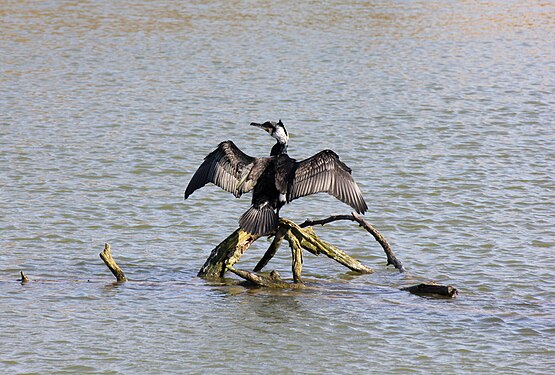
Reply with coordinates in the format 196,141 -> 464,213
185,141 -> 269,199
289,150 -> 368,213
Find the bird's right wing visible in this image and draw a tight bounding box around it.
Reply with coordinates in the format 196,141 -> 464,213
184,141 -> 268,199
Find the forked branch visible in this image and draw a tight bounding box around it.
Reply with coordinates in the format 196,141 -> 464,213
300,212 -> 405,273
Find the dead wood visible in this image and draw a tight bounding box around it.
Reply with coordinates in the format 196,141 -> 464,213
285,228 -> 304,283
20,271 -> 29,283
401,283 -> 458,298
99,243 -> 127,282
300,212 -> 405,273
227,267 -> 299,288
198,216 -> 375,284
279,218 -> 373,275
253,225 -> 288,272
197,229 -> 261,278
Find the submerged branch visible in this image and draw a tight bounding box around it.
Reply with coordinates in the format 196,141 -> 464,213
227,267 -> 298,288
99,243 -> 127,282
401,283 -> 458,298
20,271 -> 29,283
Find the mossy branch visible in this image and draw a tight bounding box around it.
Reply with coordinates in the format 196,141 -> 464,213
99,243 -> 127,282
20,271 -> 29,283
197,229 -> 261,278
280,218 -> 373,274
198,216 -> 377,284
227,267 -> 298,289
285,228 -> 304,283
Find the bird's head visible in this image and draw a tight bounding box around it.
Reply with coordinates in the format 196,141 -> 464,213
250,120 -> 289,145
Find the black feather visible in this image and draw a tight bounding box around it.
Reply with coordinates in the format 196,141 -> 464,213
287,150 -> 368,213
239,204 -> 278,235
184,121 -> 368,236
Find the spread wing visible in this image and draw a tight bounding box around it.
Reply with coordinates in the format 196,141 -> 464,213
184,141 -> 270,199
288,150 -> 368,213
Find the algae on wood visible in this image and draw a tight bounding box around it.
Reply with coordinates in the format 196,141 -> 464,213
285,228 -> 304,283
19,271 -> 29,283
227,267 -> 298,289
198,215 -> 380,285
99,243 -> 127,282
277,218 -> 373,275
198,229 -> 261,278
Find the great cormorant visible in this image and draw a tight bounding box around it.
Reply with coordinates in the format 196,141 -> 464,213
184,120 -> 368,235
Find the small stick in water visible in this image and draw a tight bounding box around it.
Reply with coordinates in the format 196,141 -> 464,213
99,243 -> 127,282
20,271 -> 29,283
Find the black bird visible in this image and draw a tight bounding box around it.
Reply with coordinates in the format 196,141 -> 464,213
184,120 -> 368,235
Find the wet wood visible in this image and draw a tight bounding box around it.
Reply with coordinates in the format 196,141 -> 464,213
198,229 -> 261,278
253,225 -> 288,272
285,229 -> 304,283
401,283 -> 458,298
300,212 -> 405,273
227,267 -> 300,289
281,218 -> 373,274
199,216 -> 374,285
20,271 -> 29,283
99,243 -> 127,282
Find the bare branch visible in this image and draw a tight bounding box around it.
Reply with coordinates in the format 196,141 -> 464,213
253,225 -> 288,272
99,243 -> 127,282
300,213 -> 405,273
20,271 -> 29,283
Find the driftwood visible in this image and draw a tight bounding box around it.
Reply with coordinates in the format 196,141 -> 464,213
401,283 -> 458,298
196,214 -> 458,297
19,271 -> 29,283
229,265 -> 457,298
13,232 -> 457,297
300,213 -> 405,273
227,268 -> 299,289
198,214 -> 394,285
281,219 -> 373,273
99,243 -> 127,282
17,243 -> 129,284
198,229 -> 261,278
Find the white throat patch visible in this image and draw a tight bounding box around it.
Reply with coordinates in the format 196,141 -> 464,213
273,126 -> 289,144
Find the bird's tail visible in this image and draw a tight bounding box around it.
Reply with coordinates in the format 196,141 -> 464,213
239,203 -> 278,236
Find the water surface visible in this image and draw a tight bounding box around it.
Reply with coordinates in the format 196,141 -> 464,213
1,1 -> 554,374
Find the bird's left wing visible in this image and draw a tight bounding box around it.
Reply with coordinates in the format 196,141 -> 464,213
185,141 -> 266,199
288,150 -> 368,213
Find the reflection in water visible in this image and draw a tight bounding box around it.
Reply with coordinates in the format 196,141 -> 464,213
1,0 -> 554,374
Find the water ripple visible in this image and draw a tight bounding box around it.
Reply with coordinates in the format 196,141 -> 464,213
2,0 -> 555,374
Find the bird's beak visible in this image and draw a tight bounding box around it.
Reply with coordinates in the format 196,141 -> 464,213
250,122 -> 273,133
